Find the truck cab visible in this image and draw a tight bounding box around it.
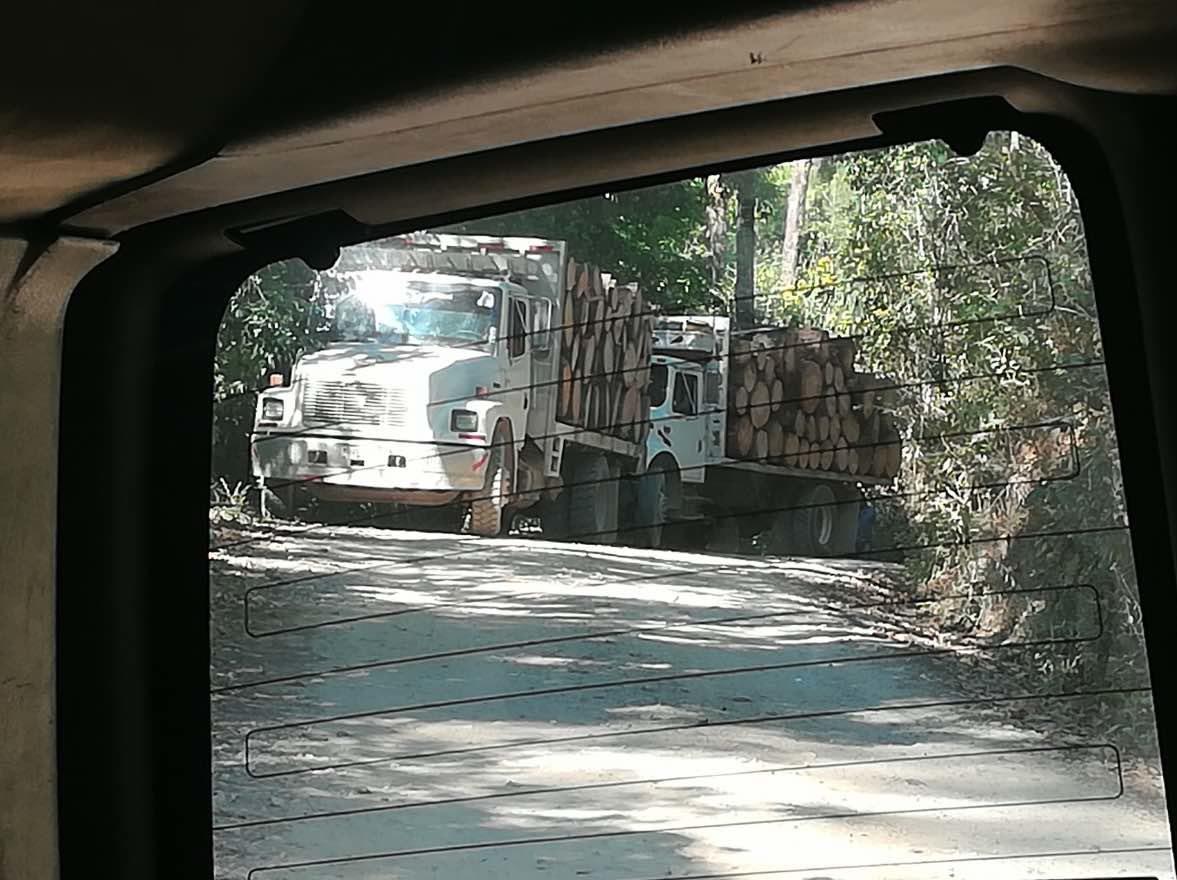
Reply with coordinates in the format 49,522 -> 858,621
641,313 -> 875,557
250,235 -> 561,535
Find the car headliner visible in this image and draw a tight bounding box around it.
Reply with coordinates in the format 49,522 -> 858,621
2,1 -> 1175,237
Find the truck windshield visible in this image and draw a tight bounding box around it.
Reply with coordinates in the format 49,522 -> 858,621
331,276 -> 500,347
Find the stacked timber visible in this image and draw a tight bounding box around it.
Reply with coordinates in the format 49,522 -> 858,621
556,258 -> 654,443
726,328 -> 902,478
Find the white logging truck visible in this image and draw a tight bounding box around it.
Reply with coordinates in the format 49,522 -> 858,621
250,233 -> 657,540
632,315 -> 901,556
250,234 -> 902,554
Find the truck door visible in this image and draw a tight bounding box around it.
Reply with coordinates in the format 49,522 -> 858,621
703,361 -> 725,462
500,294 -> 532,433
670,366 -> 707,483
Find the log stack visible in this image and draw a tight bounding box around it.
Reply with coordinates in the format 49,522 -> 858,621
556,258 -> 653,443
726,327 -> 902,478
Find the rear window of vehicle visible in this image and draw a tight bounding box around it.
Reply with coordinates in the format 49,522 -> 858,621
209,134 -> 1173,880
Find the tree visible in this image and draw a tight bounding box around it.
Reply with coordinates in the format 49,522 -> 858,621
778,158 -> 815,292
443,181 -> 716,310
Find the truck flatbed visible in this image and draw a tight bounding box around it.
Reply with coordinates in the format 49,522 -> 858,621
553,420 -> 646,461
712,457 -> 891,486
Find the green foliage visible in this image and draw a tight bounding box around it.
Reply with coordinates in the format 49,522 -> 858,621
445,180 -> 722,311
211,133 -> 1146,714
777,133 -> 1141,698
212,259 -> 345,482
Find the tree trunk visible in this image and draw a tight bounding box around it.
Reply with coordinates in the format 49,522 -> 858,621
734,187 -> 757,329
779,158 -> 814,292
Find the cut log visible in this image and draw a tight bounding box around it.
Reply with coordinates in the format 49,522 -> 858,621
735,417 -> 755,457
799,359 -> 823,413
783,432 -> 800,466
823,387 -> 838,418
829,410 -> 842,443
843,413 -> 862,445
817,414 -> 830,442
834,437 -> 848,471
833,365 -> 846,392
755,428 -> 769,462
559,363 -> 573,417
734,385 -> 749,416
731,337 -> 752,368
795,328 -> 826,362
859,375 -> 877,419
782,330 -> 798,377
750,382 -> 771,429
820,439 -> 835,470
847,446 -> 859,474
770,378 -> 785,413
837,391 -> 852,417
794,409 -> 807,437
561,289 -> 575,345
805,414 -> 818,443
621,386 -> 640,429
584,383 -> 597,429
623,342 -> 639,387
858,442 -> 874,475
767,421 -> 785,461
558,267 -> 652,436
833,337 -> 856,374
824,360 -> 835,386
582,335 -> 596,375
864,411 -> 881,445
743,361 -> 758,394
753,333 -> 772,373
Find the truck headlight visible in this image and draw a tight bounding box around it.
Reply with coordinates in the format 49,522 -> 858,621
261,398 -> 285,421
450,409 -> 479,432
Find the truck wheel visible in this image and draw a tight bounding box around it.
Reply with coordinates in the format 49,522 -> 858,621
259,486 -> 293,520
566,452 -> 617,543
792,483 -> 858,557
469,424 -> 514,537
635,458 -> 674,548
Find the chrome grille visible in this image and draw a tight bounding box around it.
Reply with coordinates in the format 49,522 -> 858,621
302,380 -> 407,428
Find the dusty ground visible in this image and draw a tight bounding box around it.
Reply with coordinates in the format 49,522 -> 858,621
209,521 -> 1173,880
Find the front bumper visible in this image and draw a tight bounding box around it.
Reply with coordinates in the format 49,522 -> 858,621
251,432 -> 489,494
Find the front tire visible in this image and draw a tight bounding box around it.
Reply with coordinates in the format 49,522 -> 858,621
469,424 -> 514,537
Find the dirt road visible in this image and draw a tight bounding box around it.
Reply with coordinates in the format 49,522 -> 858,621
209,524 -> 1173,880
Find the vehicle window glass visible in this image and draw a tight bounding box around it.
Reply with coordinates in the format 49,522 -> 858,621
703,368 -> 721,404
210,136 -> 1172,880
508,297 -> 527,358
532,299 -> 552,354
649,363 -> 668,407
672,371 -> 697,415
